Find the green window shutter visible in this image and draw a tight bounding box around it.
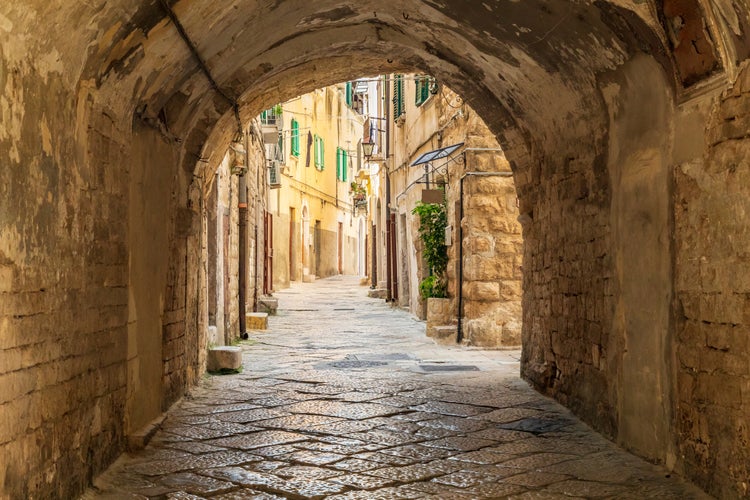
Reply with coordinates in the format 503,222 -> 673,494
345,82 -> 352,107
336,147 -> 342,180
315,135 -> 324,170
341,149 -> 349,182
260,110 -> 268,122
415,76 -> 431,107
314,135 -> 319,168
291,119 -> 299,156
393,74 -> 404,119
344,152 -> 348,182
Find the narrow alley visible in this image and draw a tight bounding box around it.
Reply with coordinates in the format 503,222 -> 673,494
88,277 -> 708,500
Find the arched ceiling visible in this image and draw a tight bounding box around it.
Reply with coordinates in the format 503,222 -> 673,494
4,0 -> 741,175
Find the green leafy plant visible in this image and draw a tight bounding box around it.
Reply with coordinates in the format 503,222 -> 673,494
419,274 -> 447,299
412,200 -> 448,299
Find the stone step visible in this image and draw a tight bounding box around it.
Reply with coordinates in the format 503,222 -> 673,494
207,346 -> 242,373
258,297 -> 278,315
367,288 -> 388,299
428,325 -> 458,345
246,311 -> 268,330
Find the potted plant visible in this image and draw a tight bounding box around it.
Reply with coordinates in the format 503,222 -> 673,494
412,201 -> 450,327
350,181 -> 368,207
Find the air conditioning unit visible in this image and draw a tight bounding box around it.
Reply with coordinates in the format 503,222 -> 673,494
267,160 -> 282,189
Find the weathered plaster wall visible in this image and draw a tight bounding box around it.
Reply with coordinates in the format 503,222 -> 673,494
603,54 -> 674,464
0,37 -> 132,500
126,122 -> 173,434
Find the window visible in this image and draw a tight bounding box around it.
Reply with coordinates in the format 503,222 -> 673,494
393,74 -> 404,120
336,147 -> 348,182
260,105 -> 280,125
415,76 -> 432,107
345,82 -> 353,107
290,118 -> 300,157
314,135 -> 324,170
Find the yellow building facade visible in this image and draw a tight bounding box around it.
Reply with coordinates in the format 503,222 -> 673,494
261,84 -> 369,290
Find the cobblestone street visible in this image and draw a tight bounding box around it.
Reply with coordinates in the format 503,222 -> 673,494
88,276 -> 710,499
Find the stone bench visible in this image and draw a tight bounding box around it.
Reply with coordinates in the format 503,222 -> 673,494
246,312 -> 268,330
207,346 -> 242,373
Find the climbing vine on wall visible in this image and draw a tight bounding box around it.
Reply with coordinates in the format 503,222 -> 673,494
412,201 -> 448,298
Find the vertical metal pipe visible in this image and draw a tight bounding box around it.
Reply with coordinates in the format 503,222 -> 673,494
238,173 -> 248,339
390,213 -> 398,301
384,75 -> 393,302
385,199 -> 393,302
371,222 -> 377,288
456,175 -> 465,343
254,128 -> 261,313
238,130 -> 250,339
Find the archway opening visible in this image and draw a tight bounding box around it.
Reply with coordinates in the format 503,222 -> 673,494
5,0 -> 748,497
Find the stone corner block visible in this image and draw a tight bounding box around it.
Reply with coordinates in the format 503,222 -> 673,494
207,345 -> 243,372
127,414 -> 166,452
428,325 -> 458,345
246,312 -> 268,330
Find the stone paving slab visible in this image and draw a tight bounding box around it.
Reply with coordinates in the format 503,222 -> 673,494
87,276 -> 713,499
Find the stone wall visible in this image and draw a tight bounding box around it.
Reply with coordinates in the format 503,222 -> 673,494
0,67 -> 131,497
672,65 -> 750,498
3,1 -> 750,498
461,176 -> 523,346
441,99 -> 524,348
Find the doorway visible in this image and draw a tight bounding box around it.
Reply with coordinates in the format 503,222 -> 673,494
289,207 -> 296,281
263,211 -> 273,294
338,222 -> 343,274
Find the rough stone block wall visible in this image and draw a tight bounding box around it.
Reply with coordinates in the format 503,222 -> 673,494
672,67 -> 750,499
162,239 -> 189,409
0,64 -> 129,496
520,152 -> 616,436
462,176 -> 523,347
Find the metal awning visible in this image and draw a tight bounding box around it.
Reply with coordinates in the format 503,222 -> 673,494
410,142 -> 464,166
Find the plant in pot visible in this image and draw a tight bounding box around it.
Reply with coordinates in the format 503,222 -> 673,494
350,181 -> 367,205
412,200 -> 451,328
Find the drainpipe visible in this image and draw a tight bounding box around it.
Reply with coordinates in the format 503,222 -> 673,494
390,212 -> 398,302
371,222 -> 377,288
238,172 -> 248,339
456,169 -> 514,343
385,75 -> 393,302
385,177 -> 393,302
254,126 -> 262,313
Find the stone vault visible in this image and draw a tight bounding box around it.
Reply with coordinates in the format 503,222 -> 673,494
1,0 -> 750,497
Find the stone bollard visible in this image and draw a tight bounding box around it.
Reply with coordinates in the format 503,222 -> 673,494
246,312 -> 268,330
258,297 -> 279,315
207,346 -> 243,373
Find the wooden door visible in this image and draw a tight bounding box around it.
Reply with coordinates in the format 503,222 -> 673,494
263,212 -> 273,294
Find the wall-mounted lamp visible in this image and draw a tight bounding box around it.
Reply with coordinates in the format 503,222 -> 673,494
362,140 -> 375,159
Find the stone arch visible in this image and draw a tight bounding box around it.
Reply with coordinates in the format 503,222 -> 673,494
2,0 -> 750,497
